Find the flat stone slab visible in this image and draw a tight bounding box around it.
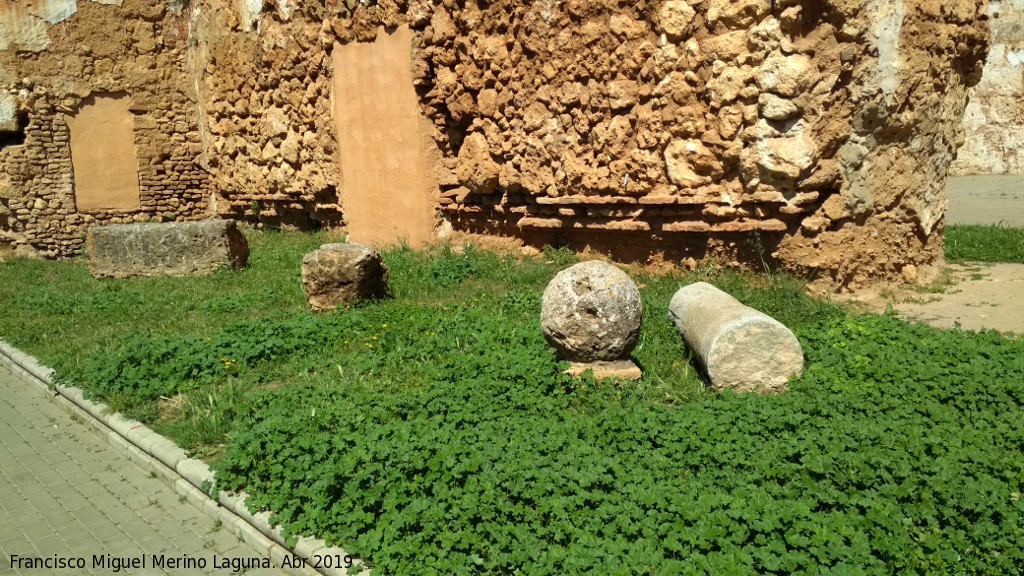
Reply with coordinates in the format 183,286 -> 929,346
86,220 -> 249,278
565,359 -> 642,381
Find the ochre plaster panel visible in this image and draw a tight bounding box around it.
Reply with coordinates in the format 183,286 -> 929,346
332,25 -> 437,248
68,95 -> 141,212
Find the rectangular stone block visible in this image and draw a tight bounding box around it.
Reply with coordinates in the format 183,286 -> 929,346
85,220 -> 249,278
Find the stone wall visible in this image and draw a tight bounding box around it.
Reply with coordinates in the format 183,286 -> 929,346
0,0 -> 990,290
0,0 -> 211,257
951,0 -> 1024,175
413,0 -> 986,289
193,0 -> 991,289
193,0 -> 344,228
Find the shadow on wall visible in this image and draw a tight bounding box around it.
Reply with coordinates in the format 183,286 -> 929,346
237,185 -> 345,231
0,110 -> 27,148
467,223 -> 797,279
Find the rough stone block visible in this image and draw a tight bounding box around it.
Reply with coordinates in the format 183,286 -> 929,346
0,93 -> 18,132
301,243 -> 389,312
668,282 -> 803,394
86,220 -> 249,278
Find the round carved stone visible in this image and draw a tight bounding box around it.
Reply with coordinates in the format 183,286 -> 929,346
540,261 -> 643,362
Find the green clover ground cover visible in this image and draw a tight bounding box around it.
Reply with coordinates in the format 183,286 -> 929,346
1,229 -> 1022,575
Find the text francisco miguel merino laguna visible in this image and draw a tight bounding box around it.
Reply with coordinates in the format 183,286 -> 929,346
8,552 -> 295,572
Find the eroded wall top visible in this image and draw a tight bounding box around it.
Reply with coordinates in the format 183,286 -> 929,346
951,0 -> 1024,174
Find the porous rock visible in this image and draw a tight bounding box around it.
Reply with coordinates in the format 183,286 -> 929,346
301,242 -> 388,312
86,220 -> 249,278
456,132 -> 499,195
668,282 -> 803,394
540,261 -> 642,363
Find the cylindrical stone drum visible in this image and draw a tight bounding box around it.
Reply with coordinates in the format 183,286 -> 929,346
668,282 -> 804,394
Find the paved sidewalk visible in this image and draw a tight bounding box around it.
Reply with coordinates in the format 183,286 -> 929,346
0,363 -> 288,575
946,175 -> 1024,226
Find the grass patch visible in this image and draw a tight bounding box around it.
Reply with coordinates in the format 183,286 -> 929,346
946,224 -> 1024,263
1,228 -> 1022,574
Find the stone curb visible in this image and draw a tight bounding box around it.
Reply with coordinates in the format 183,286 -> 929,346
0,339 -> 370,576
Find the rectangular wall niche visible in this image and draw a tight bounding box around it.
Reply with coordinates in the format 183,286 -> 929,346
332,25 -> 437,248
68,94 -> 142,211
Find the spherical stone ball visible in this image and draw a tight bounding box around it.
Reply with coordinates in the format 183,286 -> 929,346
540,260 -> 643,362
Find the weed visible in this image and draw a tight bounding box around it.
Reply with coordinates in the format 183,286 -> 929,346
541,244 -> 577,266
746,231 -> 775,282
211,314 -> 1024,576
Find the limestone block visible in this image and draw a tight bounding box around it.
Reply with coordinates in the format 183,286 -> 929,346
456,132 -> 500,194
280,131 -> 301,165
0,93 -> 17,132
706,0 -> 768,28
541,261 -> 642,363
665,139 -> 719,187
564,359 -> 642,381
700,30 -> 750,62
608,80 -> 639,110
301,243 -> 389,312
657,0 -> 696,39
610,14 -> 650,39
707,67 -> 748,105
748,16 -> 782,51
86,220 -> 249,279
758,93 -> 801,121
262,107 -> 289,138
756,52 -> 815,97
755,132 -> 818,184
668,282 -> 803,394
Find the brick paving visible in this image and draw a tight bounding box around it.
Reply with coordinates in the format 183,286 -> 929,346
0,363 -> 289,575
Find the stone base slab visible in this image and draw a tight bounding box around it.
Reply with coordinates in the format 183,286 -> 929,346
565,359 -> 642,381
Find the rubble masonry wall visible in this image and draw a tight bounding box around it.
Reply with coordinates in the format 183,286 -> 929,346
0,0 -> 990,290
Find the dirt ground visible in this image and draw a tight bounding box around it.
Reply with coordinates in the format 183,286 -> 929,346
845,175 -> 1024,336
844,262 -> 1024,335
